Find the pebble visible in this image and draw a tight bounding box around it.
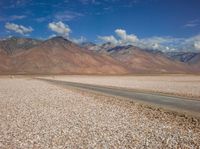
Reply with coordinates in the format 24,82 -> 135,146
0,78 -> 199,148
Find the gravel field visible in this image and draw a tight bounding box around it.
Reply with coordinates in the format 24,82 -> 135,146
0,78 -> 200,148
43,75 -> 200,99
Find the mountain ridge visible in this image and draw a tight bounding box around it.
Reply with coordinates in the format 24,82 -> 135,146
0,36 -> 199,74
0,36 -> 129,75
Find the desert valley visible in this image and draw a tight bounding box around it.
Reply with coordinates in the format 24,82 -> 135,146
1,0 -> 200,148
0,36 -> 200,148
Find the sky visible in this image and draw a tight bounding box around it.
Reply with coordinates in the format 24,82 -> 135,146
0,0 -> 200,52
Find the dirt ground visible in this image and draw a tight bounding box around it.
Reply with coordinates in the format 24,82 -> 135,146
0,78 -> 199,148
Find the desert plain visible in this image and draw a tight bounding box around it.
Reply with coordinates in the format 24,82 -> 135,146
0,75 -> 200,148
43,75 -> 200,99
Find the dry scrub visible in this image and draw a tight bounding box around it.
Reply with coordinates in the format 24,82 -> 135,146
0,78 -> 199,148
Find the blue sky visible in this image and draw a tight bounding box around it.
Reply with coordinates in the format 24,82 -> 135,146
0,0 -> 200,51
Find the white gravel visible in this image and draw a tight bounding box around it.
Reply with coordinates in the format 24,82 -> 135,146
44,75 -> 200,99
0,78 -> 199,148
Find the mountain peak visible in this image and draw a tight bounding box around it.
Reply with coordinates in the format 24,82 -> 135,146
0,36 -> 42,55
7,36 -> 37,41
49,36 -> 70,42
45,36 -> 72,45
81,42 -> 96,47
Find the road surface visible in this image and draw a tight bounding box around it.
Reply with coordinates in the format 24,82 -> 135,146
38,78 -> 200,117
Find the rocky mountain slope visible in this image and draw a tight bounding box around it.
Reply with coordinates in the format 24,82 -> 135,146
108,46 -> 194,73
165,52 -> 200,72
82,43 -> 196,73
0,37 -> 128,75
0,37 -> 199,74
0,37 -> 42,55
166,52 -> 200,64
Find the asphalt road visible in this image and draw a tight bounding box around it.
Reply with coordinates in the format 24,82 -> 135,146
38,78 -> 200,117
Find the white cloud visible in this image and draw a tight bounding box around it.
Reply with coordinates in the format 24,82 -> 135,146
137,36 -> 184,51
98,35 -> 118,44
184,19 -> 199,28
98,28 -> 200,52
48,34 -> 57,39
48,21 -> 71,37
10,15 -> 26,20
140,36 -> 178,44
152,43 -> 159,49
184,35 -> 200,51
79,0 -> 100,5
55,11 -> 83,21
194,41 -> 200,50
115,29 -> 126,39
139,35 -> 200,52
0,15 -> 27,22
5,22 -> 33,35
98,29 -> 138,45
191,35 -> 200,50
71,36 -> 87,44
115,29 -> 138,44
184,23 -> 198,27
3,0 -> 31,9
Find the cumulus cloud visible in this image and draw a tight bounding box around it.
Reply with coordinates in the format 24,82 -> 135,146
183,35 -> 200,51
98,28 -> 200,52
115,29 -> 126,39
138,35 -> 200,52
71,36 -> 87,44
98,29 -> 138,45
115,29 -> 138,44
138,36 -> 184,51
48,34 -> 57,39
5,22 -> 33,35
98,35 -> 118,44
48,21 -> 71,37
194,41 -> 200,50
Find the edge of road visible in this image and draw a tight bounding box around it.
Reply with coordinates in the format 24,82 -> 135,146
36,78 -> 200,119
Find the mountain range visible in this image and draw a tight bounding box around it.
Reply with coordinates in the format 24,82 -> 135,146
81,42 -> 200,73
0,36 -> 199,75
